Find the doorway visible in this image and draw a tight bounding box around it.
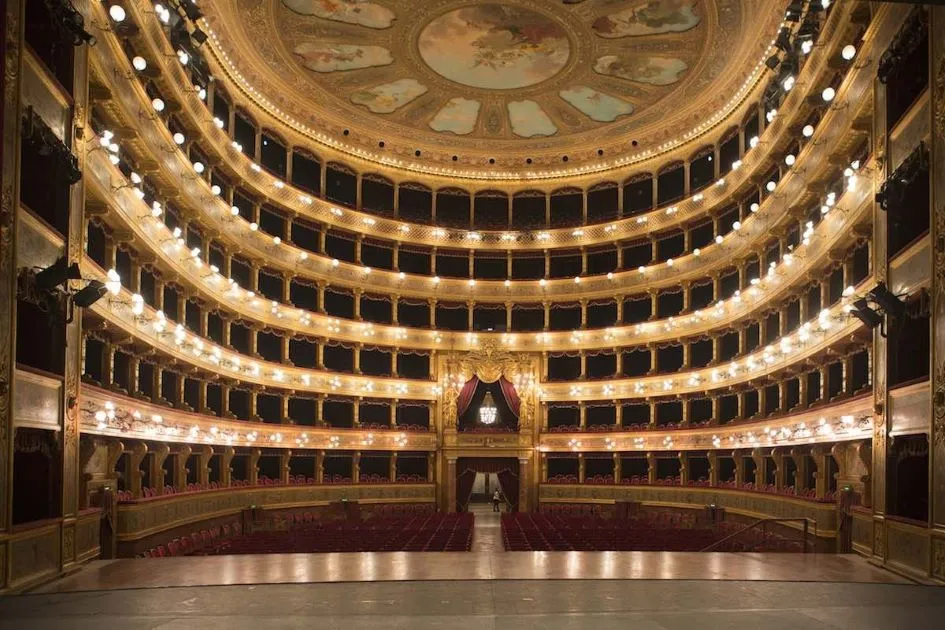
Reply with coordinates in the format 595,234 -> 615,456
455,457 -> 520,512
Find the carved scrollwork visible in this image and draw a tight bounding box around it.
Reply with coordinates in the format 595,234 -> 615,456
935,54 -> 945,139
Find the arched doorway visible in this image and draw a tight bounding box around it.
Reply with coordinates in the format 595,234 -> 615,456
455,458 -> 520,512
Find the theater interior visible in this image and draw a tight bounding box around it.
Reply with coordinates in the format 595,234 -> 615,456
1,0 -> 945,626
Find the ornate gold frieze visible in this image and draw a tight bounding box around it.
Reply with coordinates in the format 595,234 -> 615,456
81,386 -> 438,451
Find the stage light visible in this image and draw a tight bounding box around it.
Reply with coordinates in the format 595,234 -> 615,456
35,256 -> 82,290
851,299 -> 882,329
73,281 -> 108,308
868,283 -> 906,319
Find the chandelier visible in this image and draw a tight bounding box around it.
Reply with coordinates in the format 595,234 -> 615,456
479,391 -> 498,426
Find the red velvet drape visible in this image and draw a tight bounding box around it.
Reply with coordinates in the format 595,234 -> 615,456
498,377 -> 521,418
456,376 -> 479,417
496,468 -> 519,512
455,469 -> 477,512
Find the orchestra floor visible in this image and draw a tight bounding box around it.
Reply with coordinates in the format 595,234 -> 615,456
3,506 -> 941,628
3,550 -> 944,628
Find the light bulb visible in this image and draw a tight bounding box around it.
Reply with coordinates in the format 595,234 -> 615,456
151,98 -> 165,112
841,45 -> 856,60
109,5 -> 126,22
822,87 -> 836,102
211,184 -> 221,195
193,161 -> 205,174
766,181 -> 777,192
173,132 -> 185,145
801,40 -> 813,55
802,124 -> 815,138
132,56 -> 147,71
749,136 -> 759,148
715,235 -> 724,244
784,154 -> 796,166
105,269 -> 122,296
230,206 -> 240,216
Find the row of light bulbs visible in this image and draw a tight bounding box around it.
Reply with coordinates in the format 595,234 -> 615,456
554,413 -> 870,453
89,235 -> 862,405
95,127 -> 863,361
89,400 -> 412,450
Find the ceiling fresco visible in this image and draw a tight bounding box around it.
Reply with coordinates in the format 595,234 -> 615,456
199,0 -> 787,175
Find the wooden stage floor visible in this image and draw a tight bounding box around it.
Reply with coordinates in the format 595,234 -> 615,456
32,551 -> 909,594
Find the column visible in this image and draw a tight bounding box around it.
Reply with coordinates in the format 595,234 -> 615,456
149,444 -> 170,495
931,7 -> 945,557
578,454 -> 586,484
173,446 -> 192,491
221,447 -> 235,488
126,442 -> 148,499
646,452 -> 657,484
389,453 -> 398,483
447,457 -> 457,512
316,450 -> 325,484
280,450 -> 292,485
198,446 -> 213,486
678,452 -> 689,486
613,453 -> 622,485
707,452 -> 719,486
248,448 -> 261,486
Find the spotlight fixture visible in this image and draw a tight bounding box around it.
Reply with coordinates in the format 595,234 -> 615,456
34,256 -> 82,291
765,54 -> 781,70
72,280 -> 108,308
851,299 -> 882,329
868,283 -> 906,319
775,29 -> 792,53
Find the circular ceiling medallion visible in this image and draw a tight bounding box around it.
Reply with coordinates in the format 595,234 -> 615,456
199,0 -> 789,179
417,5 -> 571,90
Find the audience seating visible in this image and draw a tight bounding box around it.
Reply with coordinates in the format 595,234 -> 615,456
222,513 -> 473,553
502,513 -> 718,552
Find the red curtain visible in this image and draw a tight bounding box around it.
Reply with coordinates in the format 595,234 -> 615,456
498,377 -> 521,418
456,376 -> 479,417
496,468 -> 519,512
455,469 -> 477,512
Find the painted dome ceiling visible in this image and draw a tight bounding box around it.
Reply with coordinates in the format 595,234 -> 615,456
199,0 -> 787,178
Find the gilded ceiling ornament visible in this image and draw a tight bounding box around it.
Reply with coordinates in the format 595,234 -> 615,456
202,0 -> 783,175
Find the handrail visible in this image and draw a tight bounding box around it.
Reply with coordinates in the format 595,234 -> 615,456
699,517 -> 816,553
